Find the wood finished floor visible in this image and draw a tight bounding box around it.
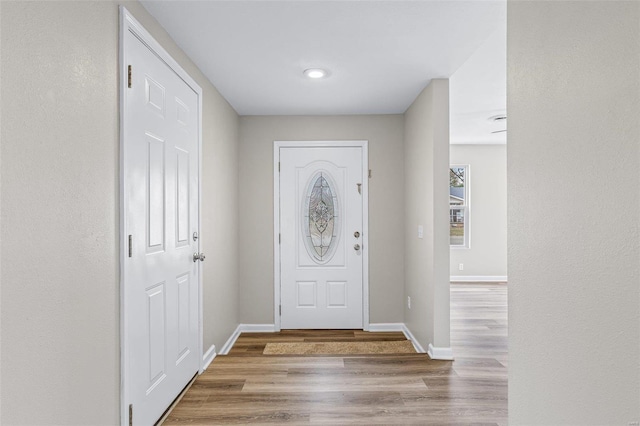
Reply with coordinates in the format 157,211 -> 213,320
163,283 -> 507,425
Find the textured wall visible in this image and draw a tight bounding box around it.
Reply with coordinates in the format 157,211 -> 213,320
1,2 -> 120,423
449,144 -> 507,278
0,2 -> 240,424
238,115 -> 405,325
403,79 -> 451,350
508,1 -> 640,423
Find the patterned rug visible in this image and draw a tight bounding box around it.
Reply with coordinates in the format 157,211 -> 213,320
263,340 -> 416,355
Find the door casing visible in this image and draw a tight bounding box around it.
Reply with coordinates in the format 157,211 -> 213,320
273,141 -> 370,331
119,7 -> 203,425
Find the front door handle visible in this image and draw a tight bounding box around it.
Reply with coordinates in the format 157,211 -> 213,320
354,244 -> 361,251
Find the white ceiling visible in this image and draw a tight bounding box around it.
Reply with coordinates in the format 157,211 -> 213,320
450,17 -> 506,144
141,0 -> 506,143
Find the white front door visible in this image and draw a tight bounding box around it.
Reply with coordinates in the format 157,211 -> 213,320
279,145 -> 366,329
122,12 -> 201,425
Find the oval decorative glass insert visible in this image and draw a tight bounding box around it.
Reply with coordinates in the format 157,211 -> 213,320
304,171 -> 339,263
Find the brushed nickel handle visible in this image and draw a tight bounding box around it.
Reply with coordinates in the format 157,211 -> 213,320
193,252 -> 206,262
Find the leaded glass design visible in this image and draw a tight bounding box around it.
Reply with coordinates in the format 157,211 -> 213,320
304,171 -> 339,263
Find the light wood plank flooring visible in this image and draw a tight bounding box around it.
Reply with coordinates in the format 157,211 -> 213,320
163,283 -> 507,425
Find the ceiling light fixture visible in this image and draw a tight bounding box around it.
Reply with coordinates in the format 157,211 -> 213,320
304,68 -> 328,79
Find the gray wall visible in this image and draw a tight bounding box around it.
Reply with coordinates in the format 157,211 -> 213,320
403,79 -> 451,350
450,144 -> 507,278
238,115 -> 405,325
0,2 -> 240,423
508,1 -> 640,423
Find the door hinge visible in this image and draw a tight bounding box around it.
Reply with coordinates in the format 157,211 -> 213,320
127,65 -> 132,88
128,235 -> 132,258
128,404 -> 133,426
368,169 -> 372,179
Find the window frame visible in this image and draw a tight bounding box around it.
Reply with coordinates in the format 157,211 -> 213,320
449,164 -> 470,249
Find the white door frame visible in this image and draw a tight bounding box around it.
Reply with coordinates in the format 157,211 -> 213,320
273,141 -> 369,331
119,7 -> 203,425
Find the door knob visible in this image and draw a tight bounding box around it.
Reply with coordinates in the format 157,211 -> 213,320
354,244 -> 361,251
193,252 -> 206,262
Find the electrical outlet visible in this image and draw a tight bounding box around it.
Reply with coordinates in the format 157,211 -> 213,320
407,296 -> 411,309
459,263 -> 464,271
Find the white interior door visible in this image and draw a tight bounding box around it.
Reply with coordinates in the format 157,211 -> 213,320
279,146 -> 365,329
122,12 -> 201,425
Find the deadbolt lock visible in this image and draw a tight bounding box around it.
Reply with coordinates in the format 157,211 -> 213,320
354,231 -> 360,238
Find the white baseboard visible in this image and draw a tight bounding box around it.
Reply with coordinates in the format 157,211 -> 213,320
450,275 -> 508,282
202,344 -> 216,370
239,324 -> 276,333
368,323 -> 428,354
400,324 -> 427,353
219,325 -> 242,355
219,324 -> 277,355
220,323 -> 452,359
428,343 -> 454,360
368,323 -> 405,332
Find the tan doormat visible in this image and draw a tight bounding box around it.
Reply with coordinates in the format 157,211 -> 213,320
263,340 -> 416,355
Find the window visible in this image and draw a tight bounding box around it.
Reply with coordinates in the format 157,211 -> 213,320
303,171 -> 340,263
450,165 -> 469,248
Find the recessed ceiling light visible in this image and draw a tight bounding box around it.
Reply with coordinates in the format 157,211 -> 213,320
304,68 -> 328,79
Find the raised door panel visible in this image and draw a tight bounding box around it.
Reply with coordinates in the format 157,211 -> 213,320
145,76 -> 165,118
327,281 -> 347,308
175,148 -> 190,248
146,282 -> 167,393
176,273 -> 191,365
296,281 -> 317,308
147,134 -> 166,253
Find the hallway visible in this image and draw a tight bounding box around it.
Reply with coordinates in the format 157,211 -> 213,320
162,283 -> 507,425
